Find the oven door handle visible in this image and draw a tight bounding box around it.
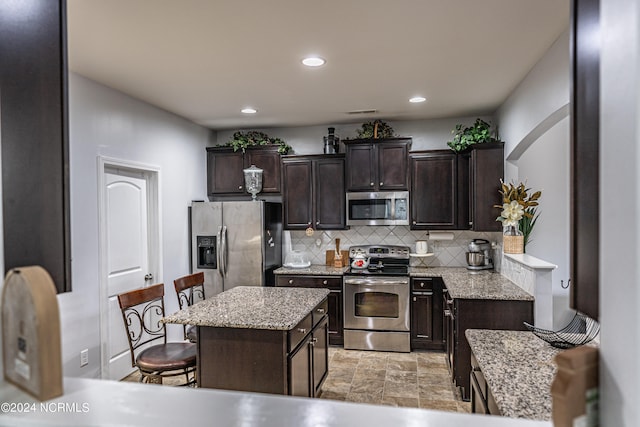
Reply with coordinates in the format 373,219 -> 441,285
344,278 -> 409,285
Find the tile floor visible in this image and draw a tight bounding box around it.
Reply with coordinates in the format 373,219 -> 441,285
319,347 -> 470,412
123,348 -> 469,413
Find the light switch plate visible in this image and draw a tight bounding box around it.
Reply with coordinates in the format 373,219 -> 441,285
80,349 -> 88,367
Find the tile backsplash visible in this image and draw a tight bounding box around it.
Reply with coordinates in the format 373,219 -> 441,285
286,226 -> 503,269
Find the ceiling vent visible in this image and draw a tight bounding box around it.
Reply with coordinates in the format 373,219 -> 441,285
346,109 -> 378,115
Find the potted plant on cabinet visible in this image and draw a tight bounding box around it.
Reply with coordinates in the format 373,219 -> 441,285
224,130 -> 291,154
446,118 -> 499,152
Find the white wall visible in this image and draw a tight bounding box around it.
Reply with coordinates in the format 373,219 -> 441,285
60,73 -> 210,378
600,0 -> 640,425
517,117 -> 572,328
215,115 -> 493,155
496,29 -> 572,329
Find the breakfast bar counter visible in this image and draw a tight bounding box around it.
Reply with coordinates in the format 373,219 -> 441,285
163,286 -> 330,397
465,329 -> 562,420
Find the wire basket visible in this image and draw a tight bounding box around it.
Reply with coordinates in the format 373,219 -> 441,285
524,311 -> 600,349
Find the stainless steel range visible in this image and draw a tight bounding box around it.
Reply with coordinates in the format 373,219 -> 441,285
343,245 -> 410,352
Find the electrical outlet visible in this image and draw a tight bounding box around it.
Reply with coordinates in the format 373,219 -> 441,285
80,349 -> 88,367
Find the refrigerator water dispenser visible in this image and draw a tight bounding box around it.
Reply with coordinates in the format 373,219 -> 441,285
197,236 -> 217,269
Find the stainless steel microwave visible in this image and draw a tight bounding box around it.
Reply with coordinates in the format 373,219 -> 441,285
346,191 -> 409,226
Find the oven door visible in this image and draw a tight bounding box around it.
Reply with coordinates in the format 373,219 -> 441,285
344,276 -> 410,332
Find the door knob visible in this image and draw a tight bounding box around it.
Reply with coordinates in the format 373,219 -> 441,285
144,273 -> 153,281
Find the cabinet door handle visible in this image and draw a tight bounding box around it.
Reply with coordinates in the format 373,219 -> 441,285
297,328 -> 307,334
370,182 -> 374,186
238,185 -> 243,190
316,221 -> 320,225
288,279 -> 294,285
413,220 -> 417,225
316,308 -> 326,314
322,280 -> 328,285
413,296 -> 416,302
447,299 -> 454,305
420,282 -> 425,288
380,182 -> 384,186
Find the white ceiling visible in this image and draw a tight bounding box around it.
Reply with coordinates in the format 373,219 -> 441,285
67,0 -> 570,130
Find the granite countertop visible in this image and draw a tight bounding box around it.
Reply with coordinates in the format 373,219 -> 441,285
274,264 -> 348,275
411,267 -> 533,301
162,286 -> 329,330
465,329 -> 562,420
275,264 -> 532,301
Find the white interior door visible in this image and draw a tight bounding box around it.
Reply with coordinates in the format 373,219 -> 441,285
104,167 -> 152,380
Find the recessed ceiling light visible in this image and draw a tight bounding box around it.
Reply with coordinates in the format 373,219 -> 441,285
241,108 -> 257,114
409,96 -> 427,103
302,56 -> 326,67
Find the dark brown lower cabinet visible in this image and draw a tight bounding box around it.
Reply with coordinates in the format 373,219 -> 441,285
276,275 -> 343,345
289,315 -> 328,397
197,298 -> 328,397
410,277 -> 444,351
443,286 -> 533,401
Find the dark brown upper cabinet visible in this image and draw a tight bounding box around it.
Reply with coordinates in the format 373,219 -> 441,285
0,0 -> 71,293
410,150 -> 460,229
464,142 -> 504,232
570,0 -> 600,320
282,155 -> 346,230
206,145 -> 282,198
344,138 -> 411,191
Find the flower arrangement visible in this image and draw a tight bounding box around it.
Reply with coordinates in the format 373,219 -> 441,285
495,180 -> 542,251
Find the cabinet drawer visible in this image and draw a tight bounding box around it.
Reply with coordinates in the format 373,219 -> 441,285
411,277 -> 434,291
276,275 -> 341,290
288,313 -> 312,352
312,298 -> 329,327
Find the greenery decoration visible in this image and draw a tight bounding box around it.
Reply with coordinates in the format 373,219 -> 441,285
224,131 -> 291,154
494,180 -> 542,250
446,118 -> 498,152
356,119 -> 397,139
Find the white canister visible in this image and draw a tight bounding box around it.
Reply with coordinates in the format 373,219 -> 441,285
415,240 -> 428,254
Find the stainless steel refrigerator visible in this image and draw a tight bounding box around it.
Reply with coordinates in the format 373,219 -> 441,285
190,201 -> 282,296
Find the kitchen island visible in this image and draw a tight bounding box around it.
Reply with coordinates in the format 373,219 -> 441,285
274,265 -> 347,345
163,286 -> 330,397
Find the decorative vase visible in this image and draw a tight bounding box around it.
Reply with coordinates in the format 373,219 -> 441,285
503,225 -> 524,254
243,164 -> 263,201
